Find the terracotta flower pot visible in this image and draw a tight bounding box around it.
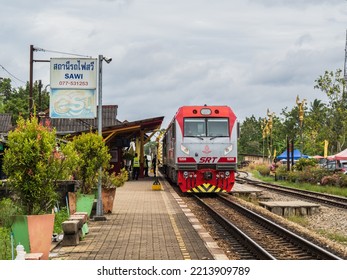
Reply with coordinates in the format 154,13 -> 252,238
11,214 -> 55,260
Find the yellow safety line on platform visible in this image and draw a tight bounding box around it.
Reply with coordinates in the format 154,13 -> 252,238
160,183 -> 192,260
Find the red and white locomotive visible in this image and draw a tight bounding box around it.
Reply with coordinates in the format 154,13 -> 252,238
162,105 -> 238,193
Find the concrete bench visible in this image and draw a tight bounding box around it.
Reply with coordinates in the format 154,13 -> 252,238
62,220 -> 80,246
25,253 -> 43,260
259,201 -> 320,216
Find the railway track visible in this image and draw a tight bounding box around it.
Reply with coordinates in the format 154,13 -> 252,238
236,171 -> 347,209
194,194 -> 342,260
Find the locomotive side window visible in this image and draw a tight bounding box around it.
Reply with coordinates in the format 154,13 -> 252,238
207,118 -> 229,137
184,118 -> 206,137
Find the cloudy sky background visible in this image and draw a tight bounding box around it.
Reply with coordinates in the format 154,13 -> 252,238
1,0 -> 346,127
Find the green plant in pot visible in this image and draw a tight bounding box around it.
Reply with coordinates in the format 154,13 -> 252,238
3,116 -> 79,259
101,167 -> 128,213
70,131 -> 111,216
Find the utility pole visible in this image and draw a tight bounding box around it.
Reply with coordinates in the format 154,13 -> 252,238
29,45 -> 49,116
344,29 -> 347,83
29,45 -> 34,115
344,29 -> 347,98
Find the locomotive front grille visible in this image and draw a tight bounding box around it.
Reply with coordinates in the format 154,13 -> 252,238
216,164 -> 237,171
177,164 -> 197,170
197,164 -> 216,170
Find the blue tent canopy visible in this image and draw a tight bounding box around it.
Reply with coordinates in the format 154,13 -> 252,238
276,149 -> 309,160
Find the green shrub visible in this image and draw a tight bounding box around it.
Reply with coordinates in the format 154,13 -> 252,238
101,167 -> 128,189
71,132 -> 111,194
293,158 -> 318,171
0,227 -> 11,260
0,198 -> 22,228
321,174 -> 340,186
275,165 -> 288,179
286,171 -> 299,182
309,168 -> 334,184
3,117 -> 79,215
256,164 -> 270,176
53,207 -> 69,234
338,174 -> 347,188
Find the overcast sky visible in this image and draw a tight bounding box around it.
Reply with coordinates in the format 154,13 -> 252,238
0,0 -> 346,128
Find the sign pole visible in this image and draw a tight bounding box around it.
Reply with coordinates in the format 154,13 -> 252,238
94,54 -> 106,221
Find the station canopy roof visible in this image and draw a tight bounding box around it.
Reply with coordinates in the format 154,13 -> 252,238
62,116 -> 164,144
47,105 -> 164,143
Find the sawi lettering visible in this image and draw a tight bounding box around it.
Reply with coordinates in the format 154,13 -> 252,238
64,73 -> 84,79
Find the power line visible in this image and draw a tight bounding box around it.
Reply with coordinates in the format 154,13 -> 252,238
0,64 -> 26,84
35,47 -> 92,58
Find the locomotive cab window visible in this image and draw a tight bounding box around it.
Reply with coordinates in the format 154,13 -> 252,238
207,118 -> 229,137
184,118 -> 206,137
184,117 -> 229,137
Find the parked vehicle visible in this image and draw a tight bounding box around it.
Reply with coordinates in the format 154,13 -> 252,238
321,159 -> 347,174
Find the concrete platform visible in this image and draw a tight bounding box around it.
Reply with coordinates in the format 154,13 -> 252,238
50,176 -> 228,260
232,184 -> 263,193
259,200 -> 320,216
231,184 -> 263,201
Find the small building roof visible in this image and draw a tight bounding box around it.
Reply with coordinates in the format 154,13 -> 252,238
48,105 -> 121,134
0,113 -> 12,133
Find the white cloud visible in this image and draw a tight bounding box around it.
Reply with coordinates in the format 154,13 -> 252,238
0,0 -> 346,128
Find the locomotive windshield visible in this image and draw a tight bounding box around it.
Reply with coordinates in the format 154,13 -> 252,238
184,118 -> 229,137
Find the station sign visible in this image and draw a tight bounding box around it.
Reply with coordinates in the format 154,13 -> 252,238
50,58 -> 97,89
50,58 -> 97,119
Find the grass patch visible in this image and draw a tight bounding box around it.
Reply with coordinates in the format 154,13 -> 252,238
317,229 -> 347,244
250,170 -> 347,198
286,215 -> 309,227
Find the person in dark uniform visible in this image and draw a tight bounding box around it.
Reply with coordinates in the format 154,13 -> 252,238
152,154 -> 157,177
144,155 -> 149,177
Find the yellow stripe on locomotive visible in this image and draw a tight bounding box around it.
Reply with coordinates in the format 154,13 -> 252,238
187,183 -> 227,193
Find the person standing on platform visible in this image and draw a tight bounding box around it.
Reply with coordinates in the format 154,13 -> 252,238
132,153 -> 140,180
144,155 -> 149,177
152,154 -> 157,177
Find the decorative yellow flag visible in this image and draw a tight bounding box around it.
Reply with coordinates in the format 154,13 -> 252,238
324,140 -> 328,158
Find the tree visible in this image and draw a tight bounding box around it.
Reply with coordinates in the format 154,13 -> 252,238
314,69 -> 347,152
0,78 -> 13,113
71,132 -> 111,194
3,116 -> 79,215
238,115 -> 263,155
304,99 -> 329,155
0,80 -> 49,125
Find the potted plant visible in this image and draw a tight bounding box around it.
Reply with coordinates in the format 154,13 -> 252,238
101,167 -> 128,213
3,116 -> 78,259
70,131 -> 111,217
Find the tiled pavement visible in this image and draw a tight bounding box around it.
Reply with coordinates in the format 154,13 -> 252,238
50,176 -> 228,260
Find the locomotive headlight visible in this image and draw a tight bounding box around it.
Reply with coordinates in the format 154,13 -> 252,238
225,171 -> 230,178
224,144 -> 233,155
181,144 -> 190,155
183,171 -> 189,178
